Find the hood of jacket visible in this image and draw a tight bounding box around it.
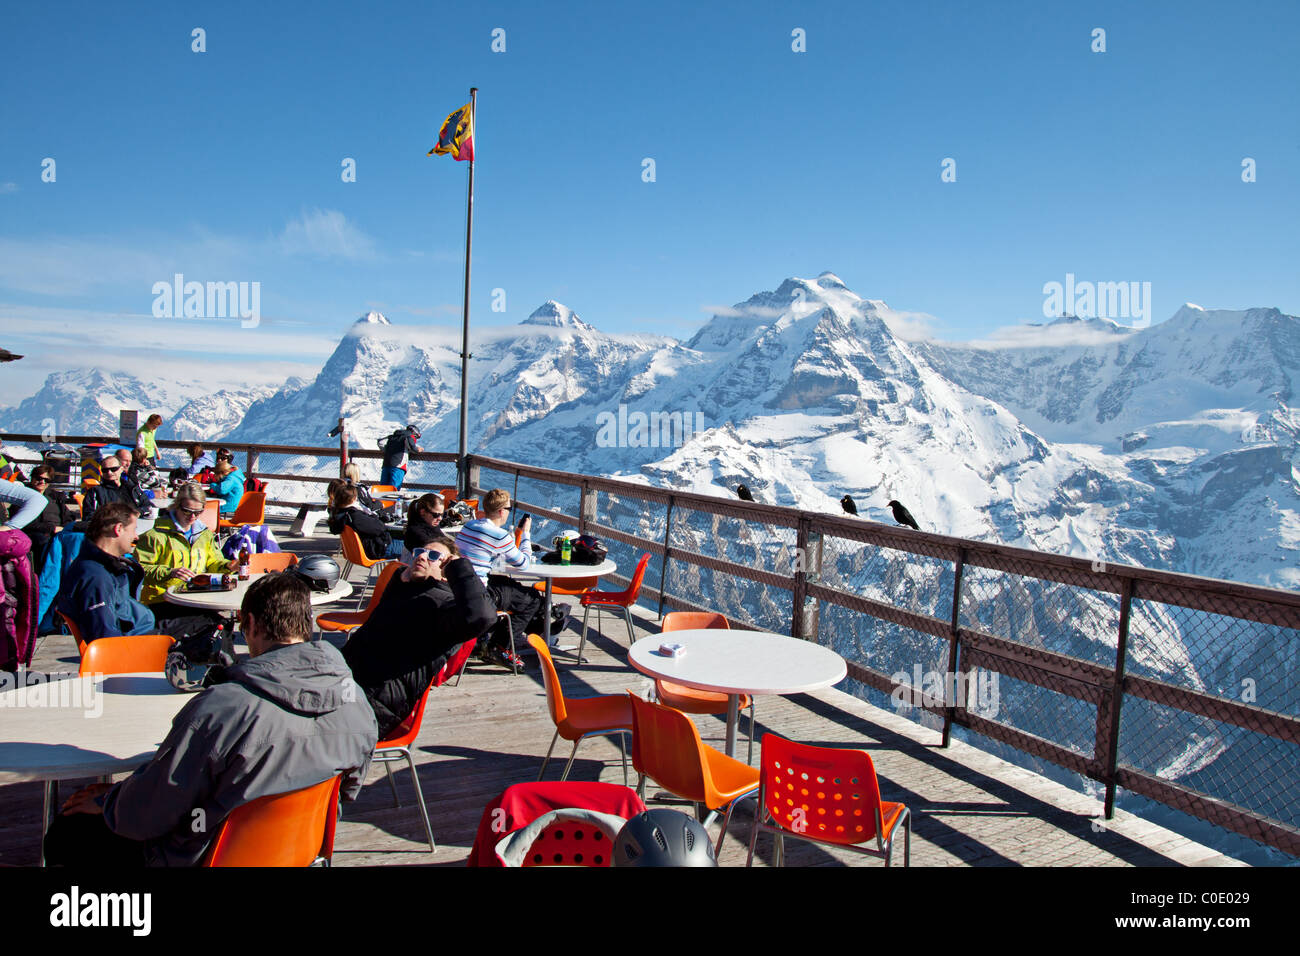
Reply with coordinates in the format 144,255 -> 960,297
0,528 -> 32,561
79,540 -> 145,592
224,641 -> 358,717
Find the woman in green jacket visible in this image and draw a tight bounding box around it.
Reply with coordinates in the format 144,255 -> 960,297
134,483 -> 233,620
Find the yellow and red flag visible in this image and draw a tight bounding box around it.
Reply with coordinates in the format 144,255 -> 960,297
429,102 -> 474,161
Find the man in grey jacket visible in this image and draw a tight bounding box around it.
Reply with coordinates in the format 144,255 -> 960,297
43,572 -> 378,866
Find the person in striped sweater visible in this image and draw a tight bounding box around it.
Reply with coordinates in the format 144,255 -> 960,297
456,488 -> 566,670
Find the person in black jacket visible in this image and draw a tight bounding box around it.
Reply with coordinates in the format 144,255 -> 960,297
25,465 -> 70,573
379,425 -> 421,489
341,534 -> 495,738
402,493 -> 446,551
327,484 -> 400,560
84,454 -> 153,521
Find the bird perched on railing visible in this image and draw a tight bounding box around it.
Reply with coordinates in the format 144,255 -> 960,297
840,494 -> 857,516
736,484 -> 755,502
887,499 -> 920,530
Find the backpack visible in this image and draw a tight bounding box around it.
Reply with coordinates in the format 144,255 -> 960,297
572,534 -> 608,565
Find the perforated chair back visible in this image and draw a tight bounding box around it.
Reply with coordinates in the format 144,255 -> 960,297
203,776 -> 342,867
759,735 -> 888,846
521,818 -> 618,867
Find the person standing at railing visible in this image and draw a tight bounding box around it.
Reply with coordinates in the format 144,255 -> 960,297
379,424 -> 421,489
135,413 -> 163,465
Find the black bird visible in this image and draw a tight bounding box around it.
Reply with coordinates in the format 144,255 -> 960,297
840,494 -> 858,516
887,499 -> 920,530
736,484 -> 754,502
0,348 -> 23,362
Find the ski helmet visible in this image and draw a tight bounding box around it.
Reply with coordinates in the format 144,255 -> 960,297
292,554 -> 341,593
612,810 -> 718,867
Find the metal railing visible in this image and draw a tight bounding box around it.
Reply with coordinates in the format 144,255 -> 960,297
7,433 -> 1298,856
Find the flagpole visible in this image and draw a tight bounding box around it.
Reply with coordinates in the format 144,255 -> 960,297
457,86 -> 477,498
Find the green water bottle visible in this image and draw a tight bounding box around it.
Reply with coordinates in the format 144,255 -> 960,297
560,536 -> 572,565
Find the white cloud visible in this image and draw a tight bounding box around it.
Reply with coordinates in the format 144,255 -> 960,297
701,303 -> 785,319
873,306 -> 942,343
0,183 -> 17,194
278,209 -> 377,260
953,320 -> 1138,350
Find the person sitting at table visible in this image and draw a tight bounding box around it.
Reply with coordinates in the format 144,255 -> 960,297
183,443 -> 216,480
56,501 -> 219,649
328,484 -> 401,560
208,460 -> 246,516
133,482 -> 233,631
83,452 -> 153,521
403,493 -> 446,551
342,531 -> 495,738
342,462 -> 386,516
127,447 -> 160,490
23,466 -> 71,574
457,488 -> 568,670
43,571 -> 379,867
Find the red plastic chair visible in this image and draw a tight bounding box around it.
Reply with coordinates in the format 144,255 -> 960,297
372,679 -> 438,851
316,560 -> 401,633
468,781 -> 647,867
745,735 -> 911,867
656,611 -> 757,764
203,775 -> 342,867
576,553 -> 651,661
433,638 -> 478,688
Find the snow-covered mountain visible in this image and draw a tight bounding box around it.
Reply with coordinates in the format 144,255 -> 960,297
0,368 -> 279,442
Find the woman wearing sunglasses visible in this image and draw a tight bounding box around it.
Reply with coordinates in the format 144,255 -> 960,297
133,483 -> 235,617
340,530 -> 496,739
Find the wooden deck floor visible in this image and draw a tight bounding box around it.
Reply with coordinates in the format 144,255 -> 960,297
0,517 -> 1246,867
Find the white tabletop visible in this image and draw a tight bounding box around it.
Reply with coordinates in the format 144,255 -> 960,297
163,576 -> 352,610
0,673 -> 190,782
629,630 -> 847,696
503,558 -> 617,581
373,491 -> 419,501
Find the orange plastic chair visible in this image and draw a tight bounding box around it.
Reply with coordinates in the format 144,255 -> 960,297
532,576 -> 597,598
248,552 -> 298,573
439,488 -> 457,507
316,560 -> 400,633
370,484 -> 397,511
56,611 -> 89,657
339,524 -> 393,606
372,679 -> 438,852
656,611 -> 756,764
628,693 -> 760,857
78,634 -> 176,676
218,492 -> 267,530
199,500 -> 220,532
576,553 -> 651,661
528,634 -> 632,785
745,735 -> 911,867
203,775 -> 342,867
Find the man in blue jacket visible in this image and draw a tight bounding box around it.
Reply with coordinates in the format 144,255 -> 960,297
55,502 -> 154,641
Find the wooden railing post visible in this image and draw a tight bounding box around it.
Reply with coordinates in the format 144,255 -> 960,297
337,418 -> 348,475
578,480 -> 596,534
942,547 -> 967,748
1102,576 -> 1135,818
465,456 -> 481,498
792,517 -> 820,642
246,446 -> 260,479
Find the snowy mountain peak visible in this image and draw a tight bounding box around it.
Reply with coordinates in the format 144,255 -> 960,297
815,271 -> 848,290
521,301 -> 592,330
355,311 -> 390,325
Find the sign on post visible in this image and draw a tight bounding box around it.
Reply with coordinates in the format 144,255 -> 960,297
119,410 -> 139,448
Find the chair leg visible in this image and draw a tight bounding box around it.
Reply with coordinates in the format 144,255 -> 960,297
637,774 -> 646,800
622,605 -> 635,647
404,750 -> 436,853
715,799 -> 738,858
618,732 -> 628,787
537,729 -> 559,782
383,757 -> 400,807
775,833 -> 785,867
747,701 -> 757,766
746,813 -> 760,867
560,739 -> 581,781
575,606 -> 591,663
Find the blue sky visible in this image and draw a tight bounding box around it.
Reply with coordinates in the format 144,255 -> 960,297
2,0 -> 1297,396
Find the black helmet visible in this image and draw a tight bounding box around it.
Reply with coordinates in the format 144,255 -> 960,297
292,554 -> 340,593
612,810 -> 718,867
406,424 -> 421,439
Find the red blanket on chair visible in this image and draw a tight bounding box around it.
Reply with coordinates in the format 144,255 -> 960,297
468,781 -> 647,867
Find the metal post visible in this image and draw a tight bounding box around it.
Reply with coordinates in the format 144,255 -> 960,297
1103,577 -> 1135,818
942,548 -> 966,748
246,446 -> 260,479
337,418 -> 347,476
792,518 -> 810,641
657,495 -> 676,619
456,88 -> 478,500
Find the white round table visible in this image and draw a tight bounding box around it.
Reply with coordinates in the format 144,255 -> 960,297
0,672 -> 191,863
628,630 -> 847,758
164,576 -> 352,611
503,558 -> 617,652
